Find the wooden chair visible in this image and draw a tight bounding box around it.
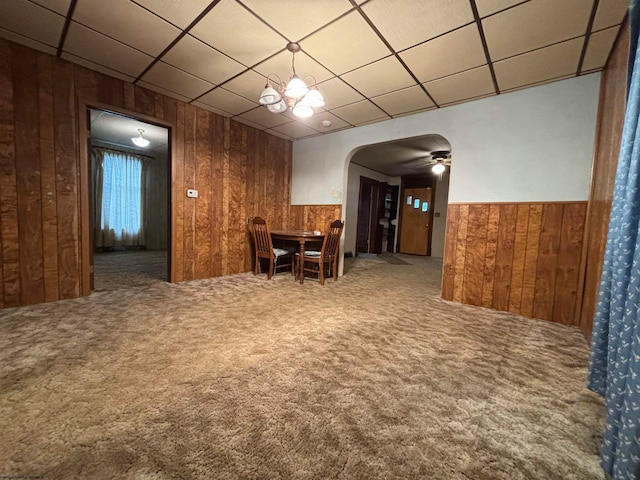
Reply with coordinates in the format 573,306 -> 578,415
250,217 -> 295,279
296,220 -> 344,285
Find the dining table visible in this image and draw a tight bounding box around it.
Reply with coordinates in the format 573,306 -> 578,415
270,229 -> 325,284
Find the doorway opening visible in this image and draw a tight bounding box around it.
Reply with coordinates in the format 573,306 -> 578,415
87,109 -> 170,292
355,177 -> 399,254
345,134 -> 451,263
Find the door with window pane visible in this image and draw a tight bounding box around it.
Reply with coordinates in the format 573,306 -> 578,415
399,187 -> 432,255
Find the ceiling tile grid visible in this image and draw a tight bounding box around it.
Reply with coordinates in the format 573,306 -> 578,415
0,0 -> 630,140
72,0 -> 181,57
0,0 -> 65,50
424,65 -> 496,106
64,22 -> 154,78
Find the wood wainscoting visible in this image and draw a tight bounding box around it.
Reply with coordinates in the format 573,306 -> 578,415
288,205 -> 343,232
0,39 -> 293,307
442,202 -> 587,326
577,21 -> 629,340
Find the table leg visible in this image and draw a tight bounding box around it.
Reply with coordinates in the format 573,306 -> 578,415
299,240 -> 305,284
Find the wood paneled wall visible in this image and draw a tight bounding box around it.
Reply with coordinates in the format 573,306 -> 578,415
0,39 -> 298,308
288,205 -> 342,232
578,22 -> 629,340
442,202 -> 587,325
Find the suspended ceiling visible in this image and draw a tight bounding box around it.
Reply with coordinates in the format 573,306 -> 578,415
0,0 -> 628,141
90,110 -> 169,154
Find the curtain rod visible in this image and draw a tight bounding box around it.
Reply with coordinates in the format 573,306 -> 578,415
91,143 -> 155,160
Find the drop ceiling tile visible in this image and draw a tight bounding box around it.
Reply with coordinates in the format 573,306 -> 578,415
331,100 -> 388,125
254,50 -> 334,85
494,38 -> 583,91
483,0 -> 591,61
362,0 -> 474,51
65,23 -> 153,78
475,0 -> 523,18
500,73 -> 575,94
140,61 -> 215,100
73,0 -> 180,56
424,66 -> 495,106
222,69 -> 268,103
61,52 -> 135,82
237,107 -> 291,129
232,117 -> 267,131
133,0 -> 212,29
136,81 -> 191,103
190,0 -> 285,67
0,27 -> 57,56
341,56 -> 415,98
593,0 -> 629,30
316,77 -> 365,109
197,87 -> 258,115
400,24 -> 487,83
264,128 -> 293,140
371,85 -> 435,116
0,0 -> 64,49
581,26 -> 619,72
163,34 -> 245,85
31,0 -> 70,15
192,101 -> 232,118
301,11 -> 390,75
270,122 -> 319,139
298,111 -> 351,132
241,0 -> 353,41
391,105 -> 438,118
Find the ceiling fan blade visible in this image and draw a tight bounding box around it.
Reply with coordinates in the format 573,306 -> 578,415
400,157 -> 433,167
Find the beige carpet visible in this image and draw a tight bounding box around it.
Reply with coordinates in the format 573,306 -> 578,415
0,254 -> 604,479
93,250 -> 168,291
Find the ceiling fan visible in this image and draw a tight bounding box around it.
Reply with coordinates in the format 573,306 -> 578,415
401,150 -> 451,175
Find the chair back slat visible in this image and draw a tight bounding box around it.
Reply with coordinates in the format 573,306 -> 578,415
251,217 -> 273,257
322,219 -> 344,258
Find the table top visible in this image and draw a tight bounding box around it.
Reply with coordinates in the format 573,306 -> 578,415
271,229 -> 325,239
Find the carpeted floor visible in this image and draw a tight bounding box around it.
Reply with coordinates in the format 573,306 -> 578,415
93,250 -> 168,291
376,252 -> 412,265
0,254 -> 604,479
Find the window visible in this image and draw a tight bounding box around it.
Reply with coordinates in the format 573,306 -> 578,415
98,151 -> 144,245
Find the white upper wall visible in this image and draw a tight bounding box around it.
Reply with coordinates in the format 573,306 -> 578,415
292,74 -> 601,206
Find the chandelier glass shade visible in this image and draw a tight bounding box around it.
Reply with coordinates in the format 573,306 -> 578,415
259,42 -> 324,119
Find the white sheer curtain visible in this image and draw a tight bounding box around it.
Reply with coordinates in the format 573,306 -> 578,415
93,149 -> 146,248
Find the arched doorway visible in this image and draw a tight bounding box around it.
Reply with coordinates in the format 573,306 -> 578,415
344,134 -> 452,262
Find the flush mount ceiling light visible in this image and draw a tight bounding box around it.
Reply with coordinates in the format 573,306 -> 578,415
431,163 -> 446,175
259,42 -> 325,119
131,128 -> 150,148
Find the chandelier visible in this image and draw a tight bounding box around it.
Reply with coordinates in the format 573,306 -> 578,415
259,42 -> 325,119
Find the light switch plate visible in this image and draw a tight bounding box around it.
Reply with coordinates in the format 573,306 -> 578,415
187,189 -> 198,198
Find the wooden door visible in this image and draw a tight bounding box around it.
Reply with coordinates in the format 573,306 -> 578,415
356,177 -> 384,254
373,182 -> 388,253
356,180 -> 373,253
399,187 -> 432,255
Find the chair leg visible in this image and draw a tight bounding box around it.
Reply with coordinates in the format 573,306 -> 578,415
319,261 -> 325,285
268,259 -> 274,279
254,254 -> 259,275
333,256 -> 338,281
